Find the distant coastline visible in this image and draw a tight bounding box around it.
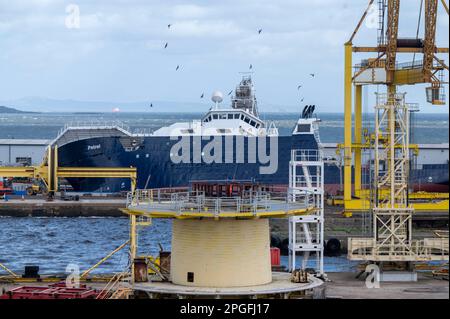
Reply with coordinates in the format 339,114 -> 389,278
0,106 -> 38,114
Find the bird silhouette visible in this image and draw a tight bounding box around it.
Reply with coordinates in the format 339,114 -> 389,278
228,90 -> 233,96
150,103 -> 153,108
301,98 -> 305,102
168,24 -> 172,29
258,29 -> 263,34
164,42 -> 168,49
310,73 -> 315,78
249,64 -> 253,70
200,93 -> 204,99
176,65 -> 180,71
297,85 -> 302,90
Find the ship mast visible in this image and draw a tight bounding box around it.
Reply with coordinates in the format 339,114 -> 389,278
231,75 -> 259,118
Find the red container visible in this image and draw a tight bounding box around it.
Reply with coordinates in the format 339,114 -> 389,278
270,247 -> 281,266
0,284 -> 99,299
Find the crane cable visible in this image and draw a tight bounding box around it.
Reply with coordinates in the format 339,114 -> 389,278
412,0 -> 424,68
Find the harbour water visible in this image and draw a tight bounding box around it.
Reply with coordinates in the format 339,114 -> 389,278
0,111 -> 447,276
0,112 -> 448,143
0,217 -> 359,275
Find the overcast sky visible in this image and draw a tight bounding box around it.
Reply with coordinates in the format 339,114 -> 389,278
0,0 -> 448,113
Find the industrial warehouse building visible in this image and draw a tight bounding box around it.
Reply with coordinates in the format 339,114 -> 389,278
0,139 -> 50,166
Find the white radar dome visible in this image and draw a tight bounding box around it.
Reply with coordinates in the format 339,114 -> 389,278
211,91 -> 224,104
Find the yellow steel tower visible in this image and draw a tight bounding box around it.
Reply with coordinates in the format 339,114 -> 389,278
341,0 -> 449,215
345,1 -> 449,265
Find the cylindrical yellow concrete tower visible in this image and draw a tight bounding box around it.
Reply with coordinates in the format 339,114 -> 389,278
171,219 -> 272,287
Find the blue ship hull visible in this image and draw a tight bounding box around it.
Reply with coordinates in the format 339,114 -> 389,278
58,134 -> 323,193
57,134 -> 448,194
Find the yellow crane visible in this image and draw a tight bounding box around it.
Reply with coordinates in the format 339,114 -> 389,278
345,0 -> 449,265
0,146 -> 137,197
338,0 -> 449,215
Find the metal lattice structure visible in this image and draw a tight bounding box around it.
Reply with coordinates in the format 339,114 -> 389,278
372,93 -> 414,259
338,0 -> 449,216
288,149 -> 325,276
348,93 -> 449,262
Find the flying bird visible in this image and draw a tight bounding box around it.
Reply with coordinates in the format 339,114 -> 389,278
258,29 -> 263,34
310,73 -> 315,78
228,90 -> 233,96
176,65 -> 180,71
150,103 -> 153,108
164,42 -> 168,49
301,98 -> 304,102
168,24 -> 172,29
249,64 -> 253,70
200,93 -> 204,99
297,85 -> 302,90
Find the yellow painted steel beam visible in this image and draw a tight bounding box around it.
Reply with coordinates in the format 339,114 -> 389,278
393,69 -> 427,85
354,85 -> 363,197
0,167 -> 38,178
81,240 -> 130,279
353,46 -> 449,53
0,146 -> 137,194
57,167 -> 137,178
344,43 -> 353,203
334,198 -> 449,213
351,189 -> 449,200
337,143 -> 419,157
441,0 -> 449,14
0,262 -> 19,278
347,0 -> 376,44
130,214 -> 137,284
122,207 -> 317,220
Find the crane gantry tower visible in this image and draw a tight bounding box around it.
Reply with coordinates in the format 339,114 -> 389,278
344,0 -> 449,269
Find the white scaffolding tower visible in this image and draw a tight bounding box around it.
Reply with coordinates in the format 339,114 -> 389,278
288,149 -> 325,276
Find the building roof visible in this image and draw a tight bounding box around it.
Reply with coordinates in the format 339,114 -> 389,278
0,139 -> 51,146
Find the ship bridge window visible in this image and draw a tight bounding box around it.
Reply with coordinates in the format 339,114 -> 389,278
228,113 -> 234,119
297,124 -> 311,133
244,117 -> 251,124
213,114 -> 218,120
234,114 -> 240,119
250,120 -> 256,127
241,114 -> 245,120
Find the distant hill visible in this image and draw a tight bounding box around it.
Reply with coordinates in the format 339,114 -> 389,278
0,106 -> 31,113
0,97 -> 293,113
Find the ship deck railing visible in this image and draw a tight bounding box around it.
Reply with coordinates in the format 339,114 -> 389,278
291,149 -> 323,162
58,121 -> 133,136
126,189 -> 316,217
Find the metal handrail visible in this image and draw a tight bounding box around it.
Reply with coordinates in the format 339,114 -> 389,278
127,189 -> 313,216
291,149 -> 323,162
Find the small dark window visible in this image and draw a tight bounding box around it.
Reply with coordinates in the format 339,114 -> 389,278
297,124 -> 311,133
187,272 -> 194,283
244,117 -> 250,124
213,114 -> 218,119
16,157 -> 32,166
250,120 -> 256,127
228,114 -> 234,119
234,114 -> 240,119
